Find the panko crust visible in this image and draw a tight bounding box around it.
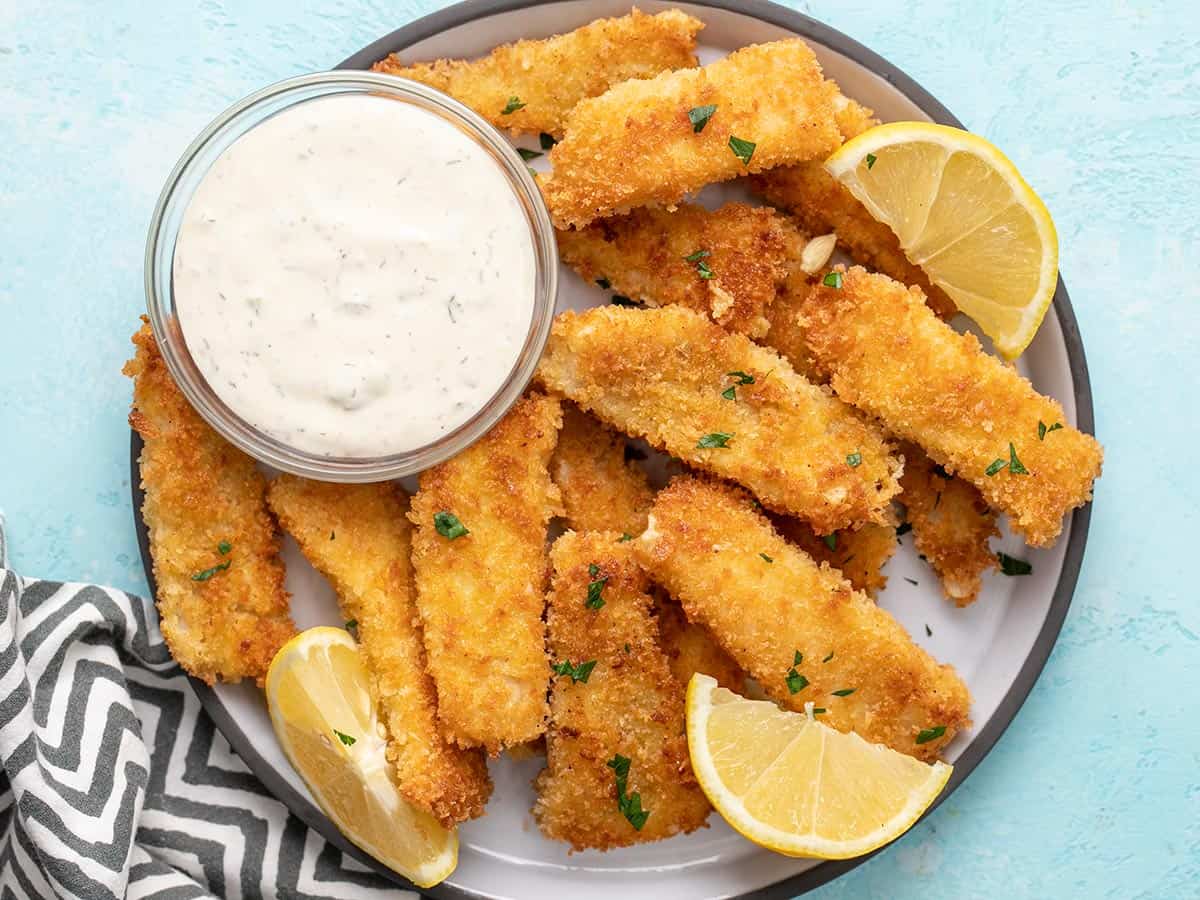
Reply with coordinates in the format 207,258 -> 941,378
800,267 -> 1103,547
373,9 -> 702,138
557,202 -> 792,337
535,531 -> 710,850
542,39 -> 842,228
266,477 -> 493,826
655,596 -> 745,692
772,516 -> 897,599
124,319 -> 294,685
635,476 -> 971,762
408,392 -> 563,752
537,304 -> 901,533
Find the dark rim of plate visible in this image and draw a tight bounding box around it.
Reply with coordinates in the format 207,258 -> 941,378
131,1 -> 1097,896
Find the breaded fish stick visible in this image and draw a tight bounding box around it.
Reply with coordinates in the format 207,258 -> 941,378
551,401 -> 653,536
266,477 -> 492,825
124,319 -> 294,684
772,517 -> 896,598
801,267 -> 1103,547
373,9 -> 702,138
537,305 -> 900,533
656,596 -> 745,692
557,202 -> 792,337
542,40 -> 842,228
535,531 -> 709,849
749,93 -> 958,319
635,477 -> 971,761
409,392 -> 563,752
898,444 -> 999,606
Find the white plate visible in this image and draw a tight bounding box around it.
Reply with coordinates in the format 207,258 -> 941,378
133,2 -> 1095,897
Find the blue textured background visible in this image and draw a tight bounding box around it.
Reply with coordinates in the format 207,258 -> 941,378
1,1 -> 1196,897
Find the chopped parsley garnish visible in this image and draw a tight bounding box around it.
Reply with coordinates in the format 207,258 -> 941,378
822,271 -> 844,289
793,651 -> 803,665
721,385 -> 737,401
822,532 -> 838,552
552,659 -> 597,684
1039,420 -> 1063,440
344,619 -> 358,633
905,577 -> 919,586
595,276 -> 612,290
728,135 -> 756,165
696,260 -> 714,279
865,152 -> 877,169
501,96 -> 525,115
722,370 -> 754,401
786,669 -> 809,694
192,540 -> 233,582
997,552 -> 1033,576
618,533 -> 634,543
624,642 -> 631,653
586,563 -> 608,609
539,132 -> 557,150
1008,442 -> 1029,475
896,522 -> 913,537
687,104 -> 717,133
916,725 -> 946,745
611,294 -> 641,307
217,540 -> 232,555
333,730 -> 356,747
329,530 -> 336,541
925,624 -> 933,637
985,457 -> 1008,477
846,451 -> 862,468
517,147 -> 542,161
831,688 -> 856,697
822,651 -> 834,663
434,511 -> 469,539
607,754 -> 651,830
760,552 -> 773,563
697,432 -> 733,449
812,707 -> 827,715
683,249 -> 711,263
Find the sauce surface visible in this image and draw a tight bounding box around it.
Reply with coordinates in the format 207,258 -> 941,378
173,93 -> 536,458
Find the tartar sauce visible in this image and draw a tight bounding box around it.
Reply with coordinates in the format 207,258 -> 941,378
173,93 -> 536,458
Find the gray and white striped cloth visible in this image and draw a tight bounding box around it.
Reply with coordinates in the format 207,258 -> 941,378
0,516 -> 416,900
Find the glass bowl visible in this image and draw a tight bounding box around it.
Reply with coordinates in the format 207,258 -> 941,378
144,71 -> 558,482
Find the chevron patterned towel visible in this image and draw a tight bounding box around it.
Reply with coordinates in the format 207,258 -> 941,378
0,518 -> 418,900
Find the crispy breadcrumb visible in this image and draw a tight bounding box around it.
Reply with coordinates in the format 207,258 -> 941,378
749,91 -> 958,319
266,477 -> 492,826
535,531 -> 710,849
124,319 -> 294,685
763,266 -> 826,383
537,304 -> 900,533
656,596 -> 745,691
373,9 -> 702,138
899,444 -> 999,606
541,40 -> 842,228
557,202 -> 792,337
771,517 -> 896,598
551,402 -> 653,536
408,392 -> 563,752
635,477 -> 971,761
801,267 -> 1103,547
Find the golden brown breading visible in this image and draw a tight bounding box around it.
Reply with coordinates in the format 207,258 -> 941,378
801,267 -> 1103,547
763,266 -> 825,383
551,401 -> 653,536
541,40 -> 842,228
537,304 -> 901,533
373,9 -> 702,138
635,477 -> 971,761
408,392 -> 563,752
656,597 -> 745,692
557,202 -> 792,337
124,319 -> 294,685
535,531 -> 710,849
265,477 -> 492,826
899,444 -> 999,606
771,516 -> 896,598
749,92 -> 958,319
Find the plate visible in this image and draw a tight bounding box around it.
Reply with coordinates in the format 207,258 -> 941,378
131,1 -> 1096,897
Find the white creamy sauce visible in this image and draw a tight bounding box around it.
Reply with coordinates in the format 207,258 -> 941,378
173,93 -> 536,457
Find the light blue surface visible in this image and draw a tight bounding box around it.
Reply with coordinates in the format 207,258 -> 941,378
1,1 -> 1196,897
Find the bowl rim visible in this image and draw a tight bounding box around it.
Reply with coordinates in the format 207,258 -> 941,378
132,1 -> 1096,897
143,70 -> 558,482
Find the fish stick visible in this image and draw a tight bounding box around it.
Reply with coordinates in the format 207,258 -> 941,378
541,40 -> 842,228
551,401 -> 653,536
801,267 -> 1103,547
266,477 -> 492,826
635,477 -> 971,761
898,444 -> 999,606
557,202 -> 793,337
749,93 -> 958,319
124,319 -> 294,685
373,9 -> 702,138
655,596 -> 745,692
771,516 -> 896,598
535,531 -> 710,849
537,304 -> 900,533
408,392 -> 563,752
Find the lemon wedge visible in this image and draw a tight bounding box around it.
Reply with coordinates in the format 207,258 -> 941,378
825,121 -> 1058,359
265,627 -> 457,888
686,673 -> 952,859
